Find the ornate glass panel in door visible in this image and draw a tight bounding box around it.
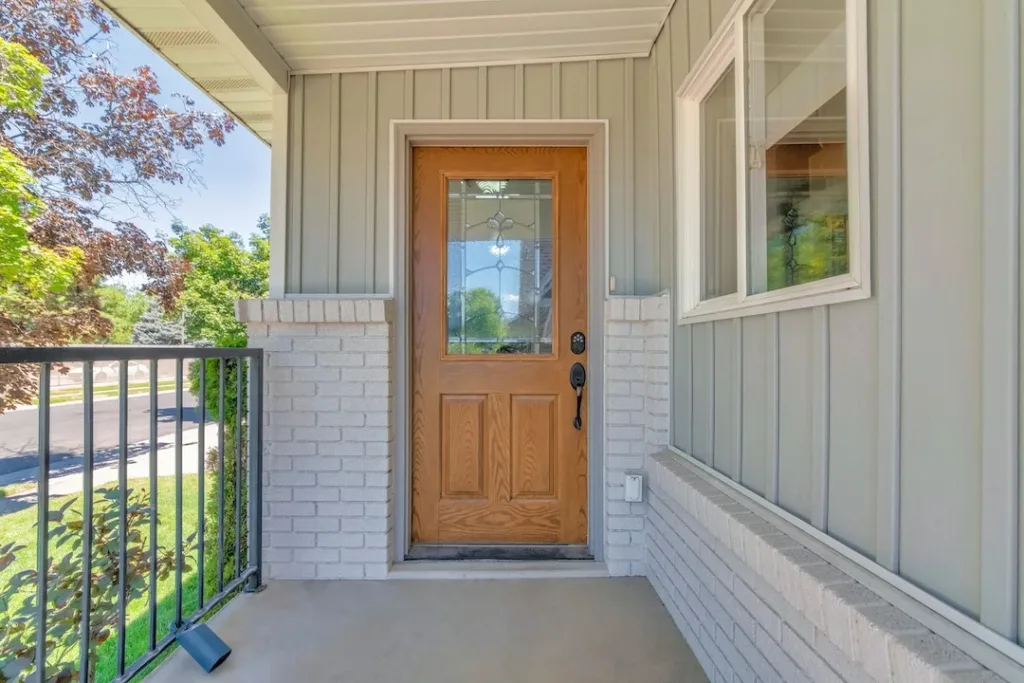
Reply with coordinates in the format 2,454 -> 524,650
446,179 -> 554,355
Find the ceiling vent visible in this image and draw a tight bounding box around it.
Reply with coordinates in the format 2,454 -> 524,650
237,112 -> 272,123
196,77 -> 261,92
145,30 -> 218,48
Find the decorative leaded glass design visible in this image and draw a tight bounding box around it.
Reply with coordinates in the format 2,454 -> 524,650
446,179 -> 554,355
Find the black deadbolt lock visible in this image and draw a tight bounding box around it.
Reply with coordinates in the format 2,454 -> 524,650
570,363 -> 586,431
570,331 -> 586,355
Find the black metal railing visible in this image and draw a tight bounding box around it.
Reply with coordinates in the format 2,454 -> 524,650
0,346 -> 263,683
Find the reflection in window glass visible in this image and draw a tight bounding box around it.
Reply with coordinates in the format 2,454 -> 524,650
747,0 -> 849,293
446,180 -> 553,355
701,66 -> 738,300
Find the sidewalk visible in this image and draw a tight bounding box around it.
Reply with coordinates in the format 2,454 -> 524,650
0,423 -> 220,515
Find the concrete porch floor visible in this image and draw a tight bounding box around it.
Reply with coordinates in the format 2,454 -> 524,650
145,577 -> 708,683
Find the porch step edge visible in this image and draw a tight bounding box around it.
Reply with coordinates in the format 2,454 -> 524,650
388,560 -> 610,580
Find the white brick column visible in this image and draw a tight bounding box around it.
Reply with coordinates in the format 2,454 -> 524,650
604,292 -> 670,576
237,299 -> 395,580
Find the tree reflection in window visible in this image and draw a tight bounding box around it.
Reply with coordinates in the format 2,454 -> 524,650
446,179 -> 553,355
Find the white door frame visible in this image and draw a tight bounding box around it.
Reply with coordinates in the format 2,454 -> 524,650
388,120 -> 609,561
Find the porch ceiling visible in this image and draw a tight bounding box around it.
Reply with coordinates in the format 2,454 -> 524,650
98,0 -> 673,146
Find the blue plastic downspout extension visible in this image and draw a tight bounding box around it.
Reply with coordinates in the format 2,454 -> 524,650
175,623 -> 232,673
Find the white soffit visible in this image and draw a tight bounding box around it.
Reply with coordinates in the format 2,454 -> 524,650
242,0 -> 672,73
100,0 -> 676,145
102,0 -> 278,144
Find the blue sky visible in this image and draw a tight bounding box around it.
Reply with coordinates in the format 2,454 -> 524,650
101,24 -> 270,240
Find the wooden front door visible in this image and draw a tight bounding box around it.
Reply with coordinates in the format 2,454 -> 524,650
411,147 -> 588,546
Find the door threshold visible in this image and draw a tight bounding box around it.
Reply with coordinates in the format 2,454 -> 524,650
406,544 -> 593,562
389,559 -> 609,580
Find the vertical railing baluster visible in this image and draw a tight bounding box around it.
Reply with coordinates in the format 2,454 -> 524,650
217,358 -> 226,592
197,360 -> 206,608
116,360 -> 128,678
148,359 -> 158,651
174,358 -> 184,628
79,363 -> 93,683
246,354 -> 263,591
234,359 -> 243,579
36,362 -> 50,683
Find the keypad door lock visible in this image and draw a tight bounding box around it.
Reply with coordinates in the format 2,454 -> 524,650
571,331 -> 586,355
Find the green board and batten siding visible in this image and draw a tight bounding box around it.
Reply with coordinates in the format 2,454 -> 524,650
660,0 -> 1024,644
283,60 -> 660,297
279,0 -> 1024,647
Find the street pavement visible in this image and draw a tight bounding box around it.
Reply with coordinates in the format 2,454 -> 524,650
0,391 -> 201,479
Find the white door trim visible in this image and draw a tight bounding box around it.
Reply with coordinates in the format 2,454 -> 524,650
389,120 -> 609,561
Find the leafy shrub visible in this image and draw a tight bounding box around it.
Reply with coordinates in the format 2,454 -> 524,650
0,488 -> 195,683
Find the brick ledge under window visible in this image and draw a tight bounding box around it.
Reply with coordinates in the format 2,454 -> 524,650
645,451 -> 1011,683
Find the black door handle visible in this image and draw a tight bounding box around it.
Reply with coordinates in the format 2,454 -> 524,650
570,363 -> 586,431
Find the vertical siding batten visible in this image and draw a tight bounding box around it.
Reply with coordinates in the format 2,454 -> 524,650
328,74 -> 340,293
288,75 -> 304,293
375,71 -> 404,294
980,0 -> 1022,640
365,72 -> 378,292
766,312 -> 780,504
269,90 -> 289,298
655,35 -> 676,293
811,307 -> 830,531
874,0 -> 904,574
624,58 -> 635,294
734,318 -> 743,484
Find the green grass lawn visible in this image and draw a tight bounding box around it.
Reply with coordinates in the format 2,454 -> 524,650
35,379 -> 178,406
0,473 -> 242,682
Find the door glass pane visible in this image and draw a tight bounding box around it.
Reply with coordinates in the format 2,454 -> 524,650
446,179 -> 554,355
701,65 -> 738,300
746,0 -> 849,294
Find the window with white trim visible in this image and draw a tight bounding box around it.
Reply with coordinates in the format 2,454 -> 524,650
677,0 -> 870,323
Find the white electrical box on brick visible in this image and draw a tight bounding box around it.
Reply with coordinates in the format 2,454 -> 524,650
624,473 -> 643,502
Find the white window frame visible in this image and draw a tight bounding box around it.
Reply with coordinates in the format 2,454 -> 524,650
675,0 -> 871,325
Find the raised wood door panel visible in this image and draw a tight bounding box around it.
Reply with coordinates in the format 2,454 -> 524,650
411,146 -> 588,545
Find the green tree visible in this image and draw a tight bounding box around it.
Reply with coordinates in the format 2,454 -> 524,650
96,285 -> 149,344
169,217 -> 269,347
447,287 -> 507,353
168,216 -> 268,590
0,38 -> 83,408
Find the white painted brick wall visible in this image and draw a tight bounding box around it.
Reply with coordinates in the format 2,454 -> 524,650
604,293 -> 670,576
240,298 -> 395,580
644,451 -> 1012,683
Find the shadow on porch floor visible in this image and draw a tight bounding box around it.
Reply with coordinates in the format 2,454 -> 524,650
144,577 -> 708,683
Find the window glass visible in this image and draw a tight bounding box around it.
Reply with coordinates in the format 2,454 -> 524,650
446,179 -> 554,355
701,65 -> 738,300
746,0 -> 849,294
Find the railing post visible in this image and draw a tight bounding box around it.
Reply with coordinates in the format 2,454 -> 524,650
174,358 -> 184,629
115,360 -> 128,679
246,352 -> 264,592
148,359 -> 158,651
79,363 -> 94,683
36,362 -> 50,683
